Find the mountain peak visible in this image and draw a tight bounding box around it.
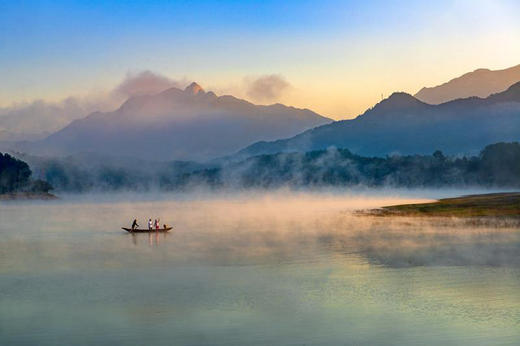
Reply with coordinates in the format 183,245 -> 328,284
414,63 -> 520,104
377,92 -> 426,110
185,82 -> 205,95
357,92 -> 428,119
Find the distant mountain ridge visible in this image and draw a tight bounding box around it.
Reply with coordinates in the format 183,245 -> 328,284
415,64 -> 520,104
19,83 -> 332,161
238,82 -> 520,158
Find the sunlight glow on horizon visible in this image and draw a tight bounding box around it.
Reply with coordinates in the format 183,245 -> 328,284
1,0 -> 519,119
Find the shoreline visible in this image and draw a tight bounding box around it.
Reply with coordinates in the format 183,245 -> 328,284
0,192 -> 58,201
366,192 -> 520,217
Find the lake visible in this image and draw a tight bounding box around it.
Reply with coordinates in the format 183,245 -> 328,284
1,190 -> 519,345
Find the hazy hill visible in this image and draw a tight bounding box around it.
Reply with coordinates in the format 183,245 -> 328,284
16,142 -> 520,192
239,82 -> 520,158
415,64 -> 520,104
195,142 -> 520,189
20,83 -> 331,161
0,99 -> 89,141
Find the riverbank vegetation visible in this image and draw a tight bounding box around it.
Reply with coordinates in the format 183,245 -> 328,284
14,142 -> 520,192
0,153 -> 55,199
374,192 -> 520,217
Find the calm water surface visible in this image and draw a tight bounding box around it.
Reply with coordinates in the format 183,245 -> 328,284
1,191 -> 519,345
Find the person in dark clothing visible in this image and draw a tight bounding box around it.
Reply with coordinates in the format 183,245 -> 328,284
131,219 -> 139,231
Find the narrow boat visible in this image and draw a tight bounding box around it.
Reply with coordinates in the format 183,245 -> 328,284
122,227 -> 172,233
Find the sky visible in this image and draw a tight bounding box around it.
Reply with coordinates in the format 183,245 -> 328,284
1,0 -> 520,119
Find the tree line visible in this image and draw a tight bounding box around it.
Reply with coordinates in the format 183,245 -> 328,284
12,142 -> 520,192
0,153 -> 53,194
184,142 -> 520,189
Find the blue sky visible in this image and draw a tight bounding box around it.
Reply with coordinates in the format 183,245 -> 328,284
1,0 -> 520,117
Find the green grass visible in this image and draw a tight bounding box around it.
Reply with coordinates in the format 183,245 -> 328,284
378,192 -> 520,217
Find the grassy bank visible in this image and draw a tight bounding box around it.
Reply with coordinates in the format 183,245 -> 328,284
373,192 -> 520,217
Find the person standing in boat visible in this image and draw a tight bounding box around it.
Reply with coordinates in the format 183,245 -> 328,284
131,219 -> 139,231
148,219 -> 153,231
156,218 -> 160,231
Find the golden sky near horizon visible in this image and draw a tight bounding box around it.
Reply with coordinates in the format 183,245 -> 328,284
1,0 -> 520,120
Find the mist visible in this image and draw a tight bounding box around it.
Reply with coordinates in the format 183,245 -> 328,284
3,190 -> 519,271
13,142 -> 520,194
0,71 -> 187,141
113,70 -> 184,98
3,187 -> 519,345
0,71 -> 296,142
245,74 -> 291,103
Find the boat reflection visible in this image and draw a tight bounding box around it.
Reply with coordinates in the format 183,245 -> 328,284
130,231 -> 170,246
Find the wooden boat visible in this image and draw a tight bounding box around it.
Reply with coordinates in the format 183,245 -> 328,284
122,227 -> 172,233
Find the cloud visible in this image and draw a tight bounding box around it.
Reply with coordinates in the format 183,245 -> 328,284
0,98 -> 95,140
113,70 -> 182,98
245,74 -> 291,102
0,71 -> 183,141
0,71 -> 292,141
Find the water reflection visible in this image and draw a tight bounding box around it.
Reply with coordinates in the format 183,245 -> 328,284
1,192 -> 519,345
119,212 -> 520,268
129,231 -> 171,246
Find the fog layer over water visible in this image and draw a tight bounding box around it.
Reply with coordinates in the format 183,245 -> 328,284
1,190 -> 519,345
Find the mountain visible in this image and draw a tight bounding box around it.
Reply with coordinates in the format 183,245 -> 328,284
415,64 -> 520,104
238,82 -> 520,158
17,142 -> 520,191
19,83 -> 331,161
186,142 -> 520,189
